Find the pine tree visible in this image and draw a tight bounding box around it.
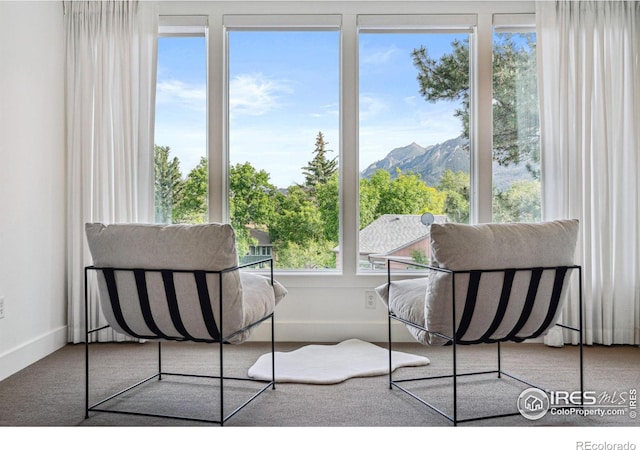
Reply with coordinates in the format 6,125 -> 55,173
301,131 -> 337,190
154,145 -> 184,223
412,34 -> 539,178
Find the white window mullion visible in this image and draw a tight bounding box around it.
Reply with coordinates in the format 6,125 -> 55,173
209,14 -> 225,223
341,14 -> 358,276
472,13 -> 494,224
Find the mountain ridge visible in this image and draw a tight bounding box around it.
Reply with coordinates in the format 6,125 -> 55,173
361,136 -> 469,186
360,136 -> 537,190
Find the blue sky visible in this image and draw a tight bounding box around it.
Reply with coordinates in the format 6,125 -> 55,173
154,31 -> 466,188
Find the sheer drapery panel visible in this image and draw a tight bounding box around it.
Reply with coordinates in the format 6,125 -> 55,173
65,1 -> 157,343
536,0 -> 640,345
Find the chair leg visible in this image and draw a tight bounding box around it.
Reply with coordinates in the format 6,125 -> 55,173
388,309 -> 393,390
497,341 -> 502,379
271,313 -> 276,390
452,337 -> 458,426
85,336 -> 89,419
84,267 -> 90,420
579,266 -> 584,405
158,342 -> 162,381
219,338 -> 224,426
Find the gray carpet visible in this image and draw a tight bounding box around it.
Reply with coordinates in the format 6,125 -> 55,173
1,340 -> 638,431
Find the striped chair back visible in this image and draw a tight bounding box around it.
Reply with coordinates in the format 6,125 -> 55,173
425,220 -> 579,345
85,223 -> 245,342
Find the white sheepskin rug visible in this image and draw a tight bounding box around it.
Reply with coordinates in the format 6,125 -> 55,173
248,339 -> 430,384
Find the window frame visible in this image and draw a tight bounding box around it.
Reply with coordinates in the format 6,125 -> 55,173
490,13 -> 541,223
154,15 -> 209,224
356,15 -> 477,272
223,15 -> 343,272
155,1 -> 537,287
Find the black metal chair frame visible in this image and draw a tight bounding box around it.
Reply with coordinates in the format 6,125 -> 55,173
386,260 -> 584,426
84,258 -> 276,426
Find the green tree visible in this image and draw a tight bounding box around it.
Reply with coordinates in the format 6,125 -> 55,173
268,183 -> 338,269
173,157 -> 208,224
438,170 -> 470,223
379,169 -> 445,217
302,131 -> 338,191
412,39 -> 470,140
412,34 -> 540,177
274,240 -> 336,270
269,185 -> 324,246
492,33 -> 540,178
493,179 -> 541,223
229,162 -> 277,255
154,145 -> 184,223
359,169 -> 390,229
315,171 -> 339,242
411,249 -> 428,265
359,169 -> 446,229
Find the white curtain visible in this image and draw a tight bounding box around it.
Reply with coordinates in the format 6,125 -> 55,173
536,1 -> 640,346
65,1 -> 158,343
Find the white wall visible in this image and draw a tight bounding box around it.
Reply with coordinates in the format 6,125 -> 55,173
0,1 -> 67,381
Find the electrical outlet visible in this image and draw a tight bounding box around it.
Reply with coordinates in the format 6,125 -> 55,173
364,290 -> 377,309
0,296 -> 5,319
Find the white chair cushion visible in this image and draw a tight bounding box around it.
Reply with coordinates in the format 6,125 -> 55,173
375,277 -> 429,344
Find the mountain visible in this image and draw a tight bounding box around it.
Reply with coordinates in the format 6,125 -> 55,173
361,136 -> 469,186
360,136 -> 537,190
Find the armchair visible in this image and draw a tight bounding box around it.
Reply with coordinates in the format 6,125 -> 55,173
377,219 -> 583,425
84,222 -> 287,425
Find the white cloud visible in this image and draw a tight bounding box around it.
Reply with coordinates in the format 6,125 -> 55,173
156,80 -> 206,111
361,45 -> 401,65
359,94 -> 387,120
415,103 -> 463,138
230,73 -> 292,118
310,102 -> 340,118
403,95 -> 419,106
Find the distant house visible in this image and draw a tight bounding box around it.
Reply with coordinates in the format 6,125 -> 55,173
240,227 -> 273,265
334,214 -> 447,269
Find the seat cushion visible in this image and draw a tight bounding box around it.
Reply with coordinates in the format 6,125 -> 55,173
230,272 -> 288,343
375,277 -> 429,344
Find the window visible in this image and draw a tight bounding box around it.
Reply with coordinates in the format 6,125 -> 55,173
358,16 -> 473,270
491,15 -> 541,223
226,17 -> 341,270
154,17 -> 208,224
153,5 -> 541,276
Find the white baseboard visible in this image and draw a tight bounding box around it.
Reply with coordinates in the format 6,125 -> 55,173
0,326 -> 68,382
247,320 -> 545,344
248,320 -> 416,343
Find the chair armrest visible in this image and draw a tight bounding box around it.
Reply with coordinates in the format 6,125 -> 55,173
237,257 -> 273,270
385,258 -> 452,274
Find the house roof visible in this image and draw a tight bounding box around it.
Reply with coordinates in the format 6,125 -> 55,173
357,214 -> 447,255
249,227 -> 272,246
